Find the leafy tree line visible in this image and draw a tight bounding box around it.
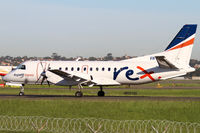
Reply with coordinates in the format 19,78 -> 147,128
0,53 -> 127,66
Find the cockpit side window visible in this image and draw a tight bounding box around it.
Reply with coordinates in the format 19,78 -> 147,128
17,64 -> 26,70
21,65 -> 26,70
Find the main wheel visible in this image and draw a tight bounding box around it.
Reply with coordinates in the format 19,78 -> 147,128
19,92 -> 24,96
75,91 -> 83,97
98,91 -> 105,96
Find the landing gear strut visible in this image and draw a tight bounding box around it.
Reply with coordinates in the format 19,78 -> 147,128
98,86 -> 105,96
75,84 -> 83,97
19,84 -> 25,96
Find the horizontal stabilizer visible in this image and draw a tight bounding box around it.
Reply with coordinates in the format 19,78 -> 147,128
155,56 -> 178,69
161,72 -> 187,80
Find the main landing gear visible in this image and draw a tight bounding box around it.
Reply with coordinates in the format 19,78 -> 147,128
75,91 -> 83,97
74,85 -> 105,97
19,84 -> 25,96
98,86 -> 105,96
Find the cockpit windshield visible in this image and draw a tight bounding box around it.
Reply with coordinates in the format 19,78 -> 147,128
17,64 -> 26,70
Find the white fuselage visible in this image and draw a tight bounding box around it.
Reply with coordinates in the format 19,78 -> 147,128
3,57 -> 188,86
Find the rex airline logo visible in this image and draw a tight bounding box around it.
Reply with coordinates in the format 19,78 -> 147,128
113,66 -> 161,81
136,66 -> 162,81
137,66 -> 155,81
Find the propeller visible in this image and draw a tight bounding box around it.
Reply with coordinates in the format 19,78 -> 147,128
35,62 -> 50,87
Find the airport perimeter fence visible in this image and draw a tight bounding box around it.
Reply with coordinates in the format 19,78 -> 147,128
0,116 -> 199,133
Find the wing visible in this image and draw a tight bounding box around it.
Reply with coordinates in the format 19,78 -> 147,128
47,69 -> 120,86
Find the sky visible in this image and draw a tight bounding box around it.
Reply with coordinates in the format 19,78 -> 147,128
0,0 -> 200,59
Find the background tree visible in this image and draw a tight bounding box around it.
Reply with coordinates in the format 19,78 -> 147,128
104,53 -> 113,61
88,57 -> 97,61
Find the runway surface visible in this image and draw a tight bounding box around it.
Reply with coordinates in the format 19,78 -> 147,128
0,94 -> 200,101
1,79 -> 200,101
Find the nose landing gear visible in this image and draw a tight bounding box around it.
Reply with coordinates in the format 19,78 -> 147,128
19,84 -> 25,96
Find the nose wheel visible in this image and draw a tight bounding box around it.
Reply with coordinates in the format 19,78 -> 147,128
19,84 -> 25,96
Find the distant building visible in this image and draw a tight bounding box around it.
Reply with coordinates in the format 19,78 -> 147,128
1,62 -> 11,66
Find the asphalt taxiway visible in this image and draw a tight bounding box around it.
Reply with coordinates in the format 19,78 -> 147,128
0,94 -> 200,101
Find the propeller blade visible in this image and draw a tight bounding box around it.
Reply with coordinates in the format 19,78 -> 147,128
37,62 -> 50,85
47,64 -> 50,70
35,75 -> 42,84
47,80 -> 50,87
41,76 -> 46,85
40,62 -> 44,69
40,62 -> 47,72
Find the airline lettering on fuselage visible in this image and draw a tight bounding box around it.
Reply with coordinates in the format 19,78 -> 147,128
113,67 -> 139,81
113,66 -> 157,81
13,73 -> 34,78
14,73 -> 24,78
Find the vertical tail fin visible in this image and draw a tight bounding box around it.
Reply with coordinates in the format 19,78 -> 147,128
164,24 -> 197,68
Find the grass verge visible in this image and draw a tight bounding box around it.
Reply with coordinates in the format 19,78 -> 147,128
0,98 -> 199,123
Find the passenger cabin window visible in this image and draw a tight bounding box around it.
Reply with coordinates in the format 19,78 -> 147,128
59,67 -> 62,70
71,67 -> 74,71
96,67 -> 99,71
108,68 -> 111,71
17,65 -> 26,70
77,67 -> 80,71
90,67 -> 93,71
84,67 -> 87,71
65,67 -> 68,71
102,67 -> 105,71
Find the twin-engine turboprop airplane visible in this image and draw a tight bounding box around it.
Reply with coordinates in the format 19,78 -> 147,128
3,24 -> 197,96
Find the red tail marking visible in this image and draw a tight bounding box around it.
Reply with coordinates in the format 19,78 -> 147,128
168,38 -> 194,51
